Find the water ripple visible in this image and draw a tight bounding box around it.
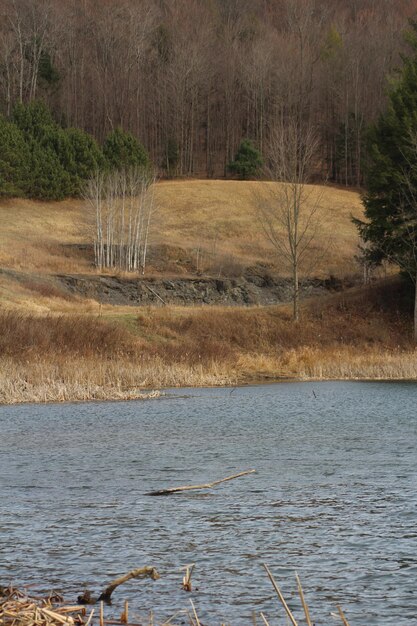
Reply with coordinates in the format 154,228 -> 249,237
0,381 -> 416,625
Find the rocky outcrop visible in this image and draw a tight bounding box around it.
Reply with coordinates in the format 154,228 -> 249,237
56,271 -> 358,307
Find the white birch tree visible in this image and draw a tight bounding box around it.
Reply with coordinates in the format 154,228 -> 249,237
84,167 -> 156,274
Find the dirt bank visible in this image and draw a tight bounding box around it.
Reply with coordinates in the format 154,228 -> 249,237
56,269 -> 359,307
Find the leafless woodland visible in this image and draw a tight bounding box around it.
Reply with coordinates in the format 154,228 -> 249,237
1,0 -> 416,183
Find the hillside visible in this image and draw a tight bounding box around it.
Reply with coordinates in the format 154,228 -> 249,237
1,179 -> 414,404
1,0 -> 414,185
0,180 -> 363,311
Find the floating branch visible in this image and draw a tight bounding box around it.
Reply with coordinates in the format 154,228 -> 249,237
98,567 -> 160,602
146,469 -> 256,496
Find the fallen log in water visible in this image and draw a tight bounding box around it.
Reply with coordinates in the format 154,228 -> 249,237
77,568 -> 160,605
98,568 -> 160,603
145,469 -> 256,496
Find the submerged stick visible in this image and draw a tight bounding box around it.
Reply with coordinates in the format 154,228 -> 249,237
146,469 -> 256,496
98,567 -> 160,602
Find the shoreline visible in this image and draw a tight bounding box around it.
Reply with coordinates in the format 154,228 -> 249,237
1,371 -> 417,407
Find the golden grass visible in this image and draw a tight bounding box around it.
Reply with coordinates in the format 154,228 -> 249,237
0,197 -> 91,274
0,278 -> 415,405
154,180 -> 363,276
0,181 -> 412,404
0,180 -> 363,282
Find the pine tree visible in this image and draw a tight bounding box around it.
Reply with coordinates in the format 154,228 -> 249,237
103,128 -> 149,170
61,128 -> 104,195
357,20 -> 417,340
228,139 -> 263,180
12,101 -> 104,199
0,116 -> 30,197
27,141 -> 71,201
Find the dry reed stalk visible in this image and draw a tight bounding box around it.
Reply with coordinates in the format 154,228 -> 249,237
181,564 -> 195,592
0,590 -> 89,626
189,600 -> 201,626
84,609 -> 95,626
337,604 -> 351,626
263,564 -> 298,626
161,608 -> 186,624
259,612 -> 271,626
120,601 -> 128,624
295,573 -> 312,626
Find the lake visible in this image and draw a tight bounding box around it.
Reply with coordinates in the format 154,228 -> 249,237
1,381 -> 416,624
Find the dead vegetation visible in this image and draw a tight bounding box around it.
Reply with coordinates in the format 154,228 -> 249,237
0,277 -> 415,404
0,181 -> 362,283
0,565 -> 354,626
0,180 -> 412,404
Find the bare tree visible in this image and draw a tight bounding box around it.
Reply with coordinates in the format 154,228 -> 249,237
84,167 -> 156,274
256,119 -> 322,321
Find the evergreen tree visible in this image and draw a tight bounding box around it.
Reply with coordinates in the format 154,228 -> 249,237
27,142 -> 71,201
103,128 -> 149,170
228,139 -> 263,179
357,20 -> 417,339
12,101 -> 56,141
0,116 -> 30,197
61,128 -> 103,195
12,101 -> 104,199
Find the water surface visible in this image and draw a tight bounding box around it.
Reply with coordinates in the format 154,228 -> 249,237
1,381 -> 416,624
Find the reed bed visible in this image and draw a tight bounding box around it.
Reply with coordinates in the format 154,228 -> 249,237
0,278 -> 415,405
0,356 -> 232,405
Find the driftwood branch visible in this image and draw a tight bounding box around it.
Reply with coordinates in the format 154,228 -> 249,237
97,567 -> 160,602
145,469 -> 256,496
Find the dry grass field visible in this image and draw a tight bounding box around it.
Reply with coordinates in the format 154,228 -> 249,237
155,180 -> 363,276
0,180 -> 414,404
0,180 -> 363,284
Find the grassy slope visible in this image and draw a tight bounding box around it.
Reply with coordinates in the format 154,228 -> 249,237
0,180 -> 414,403
0,180 -> 362,292
157,180 -> 364,274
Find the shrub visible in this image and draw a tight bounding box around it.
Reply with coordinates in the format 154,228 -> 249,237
0,116 -> 30,197
12,101 -> 104,199
103,127 -> 149,170
228,139 -> 263,179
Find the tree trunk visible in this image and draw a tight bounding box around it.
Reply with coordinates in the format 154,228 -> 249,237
414,272 -> 417,344
293,262 -> 299,322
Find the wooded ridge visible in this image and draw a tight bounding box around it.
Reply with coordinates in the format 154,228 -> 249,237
1,0 -> 416,185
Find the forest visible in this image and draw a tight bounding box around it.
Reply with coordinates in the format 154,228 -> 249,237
1,0 -> 417,185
